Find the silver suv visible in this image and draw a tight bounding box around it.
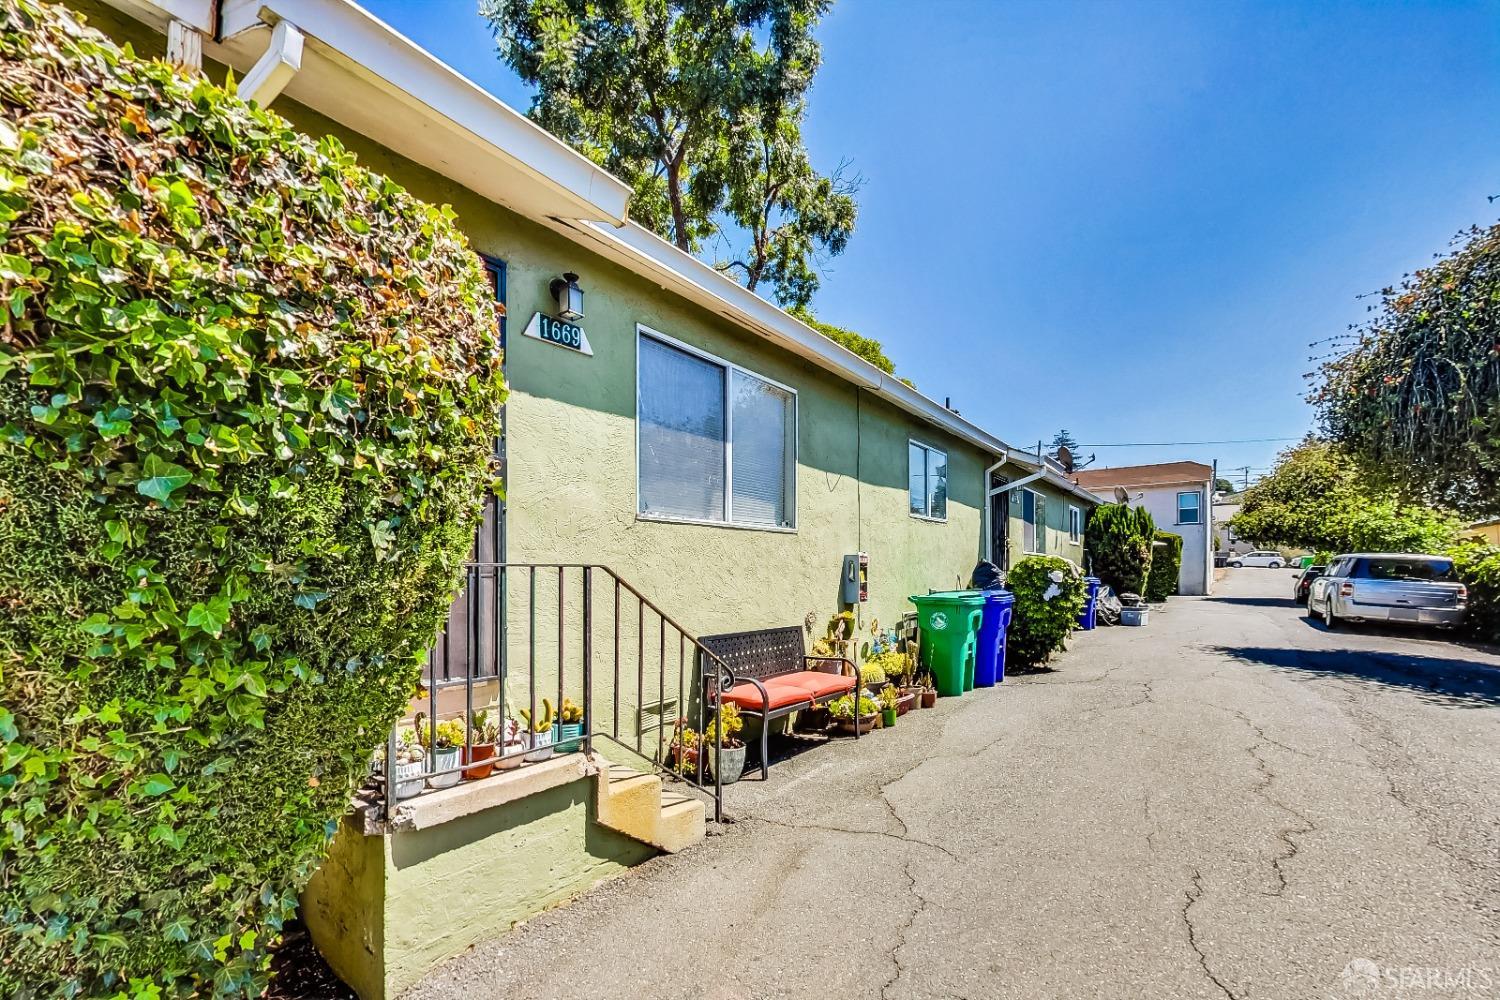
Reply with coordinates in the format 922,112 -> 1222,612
1306,553 -> 1467,629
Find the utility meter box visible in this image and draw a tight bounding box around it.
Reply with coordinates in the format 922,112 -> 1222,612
841,553 -> 869,604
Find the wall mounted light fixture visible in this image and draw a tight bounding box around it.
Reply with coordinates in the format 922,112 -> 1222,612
549,272 -> 585,321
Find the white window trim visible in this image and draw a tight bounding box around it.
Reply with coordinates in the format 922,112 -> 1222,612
1176,490 -> 1203,526
1022,487 -> 1046,555
908,437 -> 949,523
1068,504 -> 1082,545
635,324 -> 798,531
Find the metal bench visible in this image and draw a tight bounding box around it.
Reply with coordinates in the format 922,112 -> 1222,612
699,626 -> 858,780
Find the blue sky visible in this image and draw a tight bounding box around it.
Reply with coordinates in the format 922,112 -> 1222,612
364,0 -> 1500,486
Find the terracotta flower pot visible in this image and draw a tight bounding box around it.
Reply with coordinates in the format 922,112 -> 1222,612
895,691 -> 916,716
920,689 -> 937,709
833,713 -> 878,736
461,742 -> 496,779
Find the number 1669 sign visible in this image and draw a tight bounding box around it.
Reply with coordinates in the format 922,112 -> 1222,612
522,312 -> 594,356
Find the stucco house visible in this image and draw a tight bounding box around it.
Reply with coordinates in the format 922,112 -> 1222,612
67,1 -> 1102,994
1073,461 -> 1215,596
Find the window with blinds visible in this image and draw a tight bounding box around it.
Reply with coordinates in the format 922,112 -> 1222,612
637,329 -> 796,529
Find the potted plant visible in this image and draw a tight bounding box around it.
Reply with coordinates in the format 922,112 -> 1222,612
794,698 -> 829,733
666,718 -> 699,777
829,693 -> 878,735
388,728 -> 426,799
414,713 -> 463,788
556,697 -> 585,753
917,672 -> 937,709
858,659 -> 888,694
519,698 -> 556,762
703,702 -> 746,785
878,685 -> 899,729
496,716 -> 525,771
462,710 -> 500,779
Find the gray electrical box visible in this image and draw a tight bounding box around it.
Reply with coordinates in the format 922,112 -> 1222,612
841,553 -> 868,604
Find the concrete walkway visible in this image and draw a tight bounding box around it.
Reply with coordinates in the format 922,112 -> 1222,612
408,570 -> 1500,999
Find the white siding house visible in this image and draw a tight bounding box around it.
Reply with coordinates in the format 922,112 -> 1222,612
1073,462 -> 1216,596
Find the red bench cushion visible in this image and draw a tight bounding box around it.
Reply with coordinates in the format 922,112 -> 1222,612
779,671 -> 856,700
720,677 -> 815,711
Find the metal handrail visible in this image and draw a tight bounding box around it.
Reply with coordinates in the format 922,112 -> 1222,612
381,561 -> 734,823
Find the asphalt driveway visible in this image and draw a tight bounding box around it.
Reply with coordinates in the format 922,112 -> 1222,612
410,569 -> 1500,999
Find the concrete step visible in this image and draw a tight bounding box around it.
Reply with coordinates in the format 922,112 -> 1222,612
593,756 -> 706,854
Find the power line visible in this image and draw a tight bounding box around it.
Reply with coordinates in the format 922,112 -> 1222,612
1079,437 -> 1300,447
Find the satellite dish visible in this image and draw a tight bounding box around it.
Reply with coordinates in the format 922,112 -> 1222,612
1113,485 -> 1130,503
1055,445 -> 1073,471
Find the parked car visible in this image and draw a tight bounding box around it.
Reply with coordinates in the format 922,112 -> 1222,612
1227,550 -> 1284,569
1306,553 -> 1467,629
1293,565 -> 1326,604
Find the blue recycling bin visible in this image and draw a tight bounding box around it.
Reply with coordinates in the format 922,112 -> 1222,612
1078,576 -> 1102,630
973,588 -> 1016,687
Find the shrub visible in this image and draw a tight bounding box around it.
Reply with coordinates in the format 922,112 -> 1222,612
1085,503 -> 1156,595
1145,531 -> 1182,602
1448,541 -> 1500,643
0,2 -> 505,995
1005,556 -> 1087,670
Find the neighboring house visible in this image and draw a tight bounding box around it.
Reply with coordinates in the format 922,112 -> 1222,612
71,2 -> 1101,995
1463,518 -> 1500,545
1073,462 -> 1215,596
1213,493 -> 1248,555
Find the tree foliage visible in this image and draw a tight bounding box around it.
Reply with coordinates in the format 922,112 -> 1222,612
0,3 -> 505,994
1228,440 -> 1459,554
1050,429 -> 1079,453
1085,503 -> 1155,596
485,0 -> 857,309
790,307 -> 895,375
1145,531 -> 1182,602
1313,216 -> 1500,516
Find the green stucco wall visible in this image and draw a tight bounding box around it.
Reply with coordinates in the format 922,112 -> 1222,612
301,778 -> 654,1000
259,92 -> 995,659
996,464 -> 1093,570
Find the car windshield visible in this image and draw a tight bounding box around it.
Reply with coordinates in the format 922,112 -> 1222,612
1355,557 -> 1456,582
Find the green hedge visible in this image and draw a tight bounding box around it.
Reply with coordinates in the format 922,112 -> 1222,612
1085,503 -> 1155,596
1005,556 -> 1087,670
1145,531 -> 1182,602
0,2 -> 505,995
1449,541 -> 1500,643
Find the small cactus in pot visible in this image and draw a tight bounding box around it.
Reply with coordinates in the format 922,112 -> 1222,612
556,697 -> 585,753
519,698 -> 556,762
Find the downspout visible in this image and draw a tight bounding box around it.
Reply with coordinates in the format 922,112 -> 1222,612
237,18 -> 304,107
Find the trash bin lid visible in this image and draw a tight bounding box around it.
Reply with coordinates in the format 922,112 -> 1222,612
909,590 -> 987,606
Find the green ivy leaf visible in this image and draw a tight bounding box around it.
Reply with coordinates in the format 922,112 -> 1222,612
136,454 -> 193,507
141,774 -> 175,797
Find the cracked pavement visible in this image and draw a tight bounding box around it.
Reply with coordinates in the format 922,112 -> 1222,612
408,569 -> 1500,999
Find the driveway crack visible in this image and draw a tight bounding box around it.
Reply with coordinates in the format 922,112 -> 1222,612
1183,869 -> 1240,1000
881,858 -> 927,1000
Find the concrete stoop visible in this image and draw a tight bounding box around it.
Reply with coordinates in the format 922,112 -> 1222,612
594,760 -> 706,854
302,753 -> 704,999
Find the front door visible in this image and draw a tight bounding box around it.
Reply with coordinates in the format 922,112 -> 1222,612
989,477 -> 1010,570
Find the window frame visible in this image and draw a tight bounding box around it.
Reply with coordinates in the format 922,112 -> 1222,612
907,438 -> 949,523
1022,487 -> 1046,554
1176,490 -> 1203,525
1068,504 -> 1082,544
634,324 -> 798,532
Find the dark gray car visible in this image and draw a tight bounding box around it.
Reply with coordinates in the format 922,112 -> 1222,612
1306,553 -> 1467,629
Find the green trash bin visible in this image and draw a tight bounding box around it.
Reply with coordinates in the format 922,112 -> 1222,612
909,591 -> 986,697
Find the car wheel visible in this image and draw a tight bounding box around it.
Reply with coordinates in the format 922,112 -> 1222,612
1269,561 -> 1283,569
1324,598 -> 1339,629
1228,561 -> 1242,568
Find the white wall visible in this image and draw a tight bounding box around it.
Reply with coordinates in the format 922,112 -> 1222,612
1131,481 -> 1212,596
